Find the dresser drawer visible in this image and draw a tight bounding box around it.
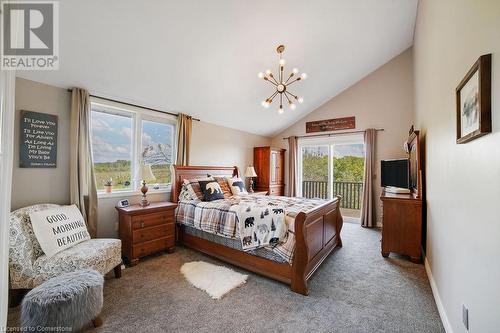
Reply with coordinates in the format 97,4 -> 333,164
131,211 -> 174,230
132,224 -> 174,244
132,237 -> 174,258
269,186 -> 283,196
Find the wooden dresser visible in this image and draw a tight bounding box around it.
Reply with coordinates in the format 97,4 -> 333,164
253,146 -> 285,196
380,191 -> 422,263
116,202 -> 177,266
380,128 -> 424,263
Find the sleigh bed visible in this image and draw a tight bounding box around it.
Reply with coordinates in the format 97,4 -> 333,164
173,165 -> 343,295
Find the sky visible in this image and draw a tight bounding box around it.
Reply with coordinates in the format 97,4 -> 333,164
90,111 -> 173,163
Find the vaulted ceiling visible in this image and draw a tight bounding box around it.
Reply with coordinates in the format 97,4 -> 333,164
17,0 -> 418,137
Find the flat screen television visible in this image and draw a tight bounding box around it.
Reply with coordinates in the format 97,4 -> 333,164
381,159 -> 409,189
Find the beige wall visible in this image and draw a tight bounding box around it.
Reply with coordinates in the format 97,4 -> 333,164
413,1 -> 500,332
12,78 -> 271,237
271,48 -> 414,224
12,78 -> 71,210
191,120 -> 270,173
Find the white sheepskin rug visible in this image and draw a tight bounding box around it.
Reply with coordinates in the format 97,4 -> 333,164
180,261 -> 248,299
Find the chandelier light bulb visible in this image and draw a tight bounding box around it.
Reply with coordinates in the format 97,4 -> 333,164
259,45 -> 306,114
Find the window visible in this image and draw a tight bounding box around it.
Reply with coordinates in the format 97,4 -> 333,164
90,100 -> 176,193
141,119 -> 174,189
91,110 -> 134,191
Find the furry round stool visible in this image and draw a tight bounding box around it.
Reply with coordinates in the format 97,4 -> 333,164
21,269 -> 104,331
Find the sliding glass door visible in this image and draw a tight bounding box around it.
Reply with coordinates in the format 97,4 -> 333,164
300,145 -> 330,199
298,134 -> 365,219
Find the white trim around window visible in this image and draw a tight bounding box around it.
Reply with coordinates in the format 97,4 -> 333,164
90,98 -> 177,197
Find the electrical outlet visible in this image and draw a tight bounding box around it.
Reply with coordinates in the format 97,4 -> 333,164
462,305 -> 469,330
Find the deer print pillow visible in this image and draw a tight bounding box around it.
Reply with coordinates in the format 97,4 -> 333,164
198,179 -> 225,201
227,177 -> 248,196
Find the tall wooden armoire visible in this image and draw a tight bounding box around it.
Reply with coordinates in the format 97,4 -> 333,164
253,146 -> 285,196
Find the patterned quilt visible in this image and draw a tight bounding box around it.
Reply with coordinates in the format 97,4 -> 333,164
236,202 -> 287,251
175,194 -> 327,263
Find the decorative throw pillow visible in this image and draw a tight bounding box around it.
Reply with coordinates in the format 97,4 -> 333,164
183,177 -> 213,200
178,184 -> 193,202
198,180 -> 225,201
29,205 -> 91,257
214,176 -> 232,198
227,177 -> 248,196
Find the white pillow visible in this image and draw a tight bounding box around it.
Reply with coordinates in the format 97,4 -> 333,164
29,205 -> 91,257
227,177 -> 248,195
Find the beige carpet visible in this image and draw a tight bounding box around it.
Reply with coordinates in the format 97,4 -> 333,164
8,223 -> 444,333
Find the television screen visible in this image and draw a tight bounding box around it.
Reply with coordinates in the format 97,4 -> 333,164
381,159 -> 409,189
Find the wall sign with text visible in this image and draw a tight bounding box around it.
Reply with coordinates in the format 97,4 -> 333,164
19,110 -> 58,168
306,116 -> 356,133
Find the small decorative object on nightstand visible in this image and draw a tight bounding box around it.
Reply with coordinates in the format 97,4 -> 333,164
245,166 -> 257,193
140,164 -> 156,207
116,202 -> 177,266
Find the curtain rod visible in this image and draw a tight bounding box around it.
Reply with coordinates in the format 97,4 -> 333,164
66,89 -> 200,121
282,128 -> 384,140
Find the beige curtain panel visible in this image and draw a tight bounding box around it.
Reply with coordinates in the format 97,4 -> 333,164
70,88 -> 98,237
361,128 -> 376,228
287,136 -> 298,197
176,113 -> 192,166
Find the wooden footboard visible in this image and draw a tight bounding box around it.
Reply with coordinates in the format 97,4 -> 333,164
173,165 -> 343,295
291,195 -> 343,295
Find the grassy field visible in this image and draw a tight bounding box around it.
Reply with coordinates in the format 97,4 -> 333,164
94,160 -> 171,190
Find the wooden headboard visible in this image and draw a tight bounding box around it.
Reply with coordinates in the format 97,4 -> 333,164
172,165 -> 240,203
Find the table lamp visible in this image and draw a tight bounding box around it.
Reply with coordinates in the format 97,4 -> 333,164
140,164 -> 156,206
245,166 -> 257,193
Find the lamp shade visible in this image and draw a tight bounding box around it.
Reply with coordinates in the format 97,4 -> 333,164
141,164 -> 156,181
245,166 -> 257,178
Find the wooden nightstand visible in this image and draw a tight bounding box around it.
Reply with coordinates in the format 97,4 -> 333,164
116,202 -> 177,266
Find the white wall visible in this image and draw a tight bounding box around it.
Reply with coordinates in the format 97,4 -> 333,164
12,78 -> 271,237
1,67 -> 17,329
413,1 -> 500,332
271,48 -> 414,224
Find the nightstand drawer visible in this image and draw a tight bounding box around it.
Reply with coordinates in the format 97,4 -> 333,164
132,224 -> 174,244
132,237 -> 174,258
131,211 -> 174,229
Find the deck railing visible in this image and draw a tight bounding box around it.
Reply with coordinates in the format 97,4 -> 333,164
302,180 -> 363,210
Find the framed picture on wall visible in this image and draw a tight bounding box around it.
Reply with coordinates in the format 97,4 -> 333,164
456,53 -> 491,144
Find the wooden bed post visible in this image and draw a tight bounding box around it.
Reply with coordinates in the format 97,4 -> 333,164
291,212 -> 309,295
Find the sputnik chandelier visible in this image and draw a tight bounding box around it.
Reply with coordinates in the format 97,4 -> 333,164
258,44 -> 307,113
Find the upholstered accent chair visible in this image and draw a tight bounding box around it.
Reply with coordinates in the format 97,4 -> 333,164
9,204 -> 122,294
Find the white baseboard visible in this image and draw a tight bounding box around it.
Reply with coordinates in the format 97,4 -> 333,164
424,256 -> 453,333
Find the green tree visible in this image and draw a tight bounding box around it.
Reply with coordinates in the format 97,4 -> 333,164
302,154 -> 365,182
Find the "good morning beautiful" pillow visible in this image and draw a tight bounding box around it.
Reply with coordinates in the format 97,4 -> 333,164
29,205 -> 91,257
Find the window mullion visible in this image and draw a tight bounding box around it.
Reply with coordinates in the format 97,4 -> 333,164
134,112 -> 142,191
328,145 -> 334,200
